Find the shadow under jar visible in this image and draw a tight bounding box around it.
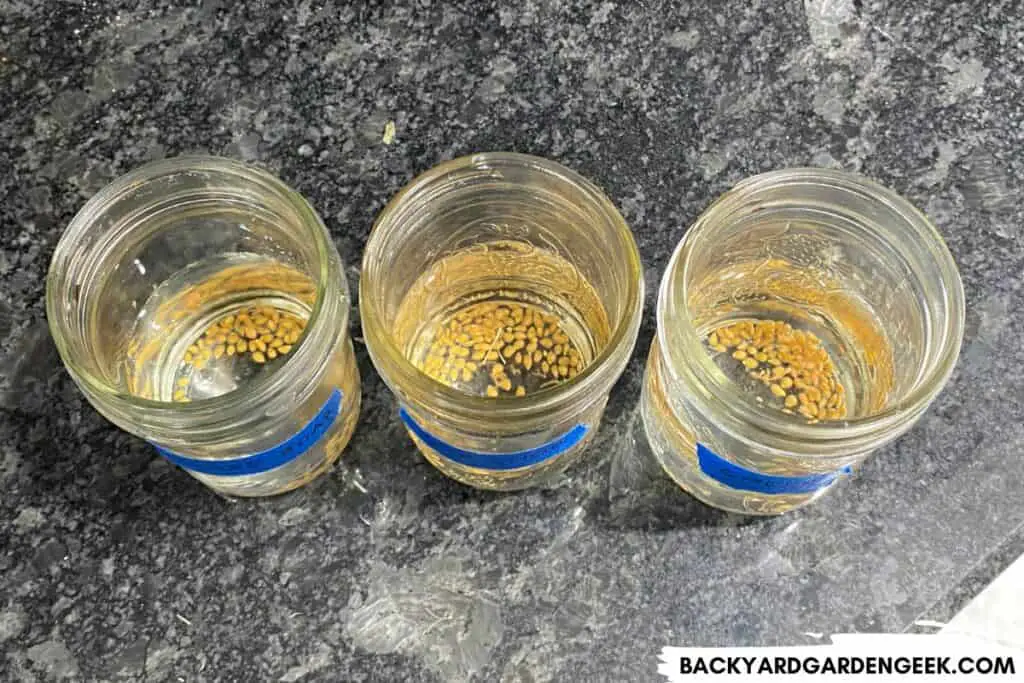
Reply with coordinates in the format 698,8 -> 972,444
642,168 -> 965,514
46,156 -> 361,497
361,153 -> 644,490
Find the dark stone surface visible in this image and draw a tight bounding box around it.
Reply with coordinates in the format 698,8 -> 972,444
2,0 -> 1022,680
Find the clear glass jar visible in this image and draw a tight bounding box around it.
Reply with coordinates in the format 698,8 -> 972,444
642,168 -> 964,514
46,156 -> 360,497
361,153 -> 644,490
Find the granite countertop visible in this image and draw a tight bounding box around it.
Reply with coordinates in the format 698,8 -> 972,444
2,1 -> 1023,680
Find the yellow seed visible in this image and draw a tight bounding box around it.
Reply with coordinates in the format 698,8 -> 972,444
486,385 -> 498,398
465,361 -> 477,372
523,355 -> 533,370
770,384 -> 786,398
486,351 -> 499,362
176,377 -> 189,387
213,345 -> 225,359
539,337 -> 554,349
712,344 -> 728,353
732,350 -> 748,360
278,344 -> 292,354
221,315 -> 235,327
541,361 -> 550,374
173,389 -> 187,401
243,326 -> 257,339
472,350 -> 486,361
184,351 -> 194,363
558,355 -> 570,367
784,394 -> 798,408
515,386 -> 526,397
270,338 -> 283,349
498,377 -> 512,391
255,340 -> 268,352
187,344 -> 199,355
267,348 -> 278,360
514,352 -> 523,364
252,351 -> 266,363
756,353 -> 768,362
226,344 -> 236,356
526,341 -> 538,353
502,344 -> 516,358
780,376 -> 794,389
708,332 -> 720,346
742,357 -> 758,370
236,340 -> 247,352
227,333 -> 240,344
286,332 -> 300,344
260,333 -> 273,344
267,320 -> 277,331
533,351 -> 543,362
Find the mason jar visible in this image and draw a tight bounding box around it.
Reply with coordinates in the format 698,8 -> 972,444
361,153 -> 644,490
46,156 -> 361,497
642,168 -> 964,514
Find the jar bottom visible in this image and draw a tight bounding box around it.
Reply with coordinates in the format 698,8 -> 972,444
410,430 -> 597,491
639,345 -> 834,515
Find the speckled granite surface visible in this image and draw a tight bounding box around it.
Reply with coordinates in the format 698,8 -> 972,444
2,0 -> 1023,680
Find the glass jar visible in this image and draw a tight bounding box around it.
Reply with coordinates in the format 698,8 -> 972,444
46,156 -> 361,497
361,153 -> 644,490
642,168 -> 964,514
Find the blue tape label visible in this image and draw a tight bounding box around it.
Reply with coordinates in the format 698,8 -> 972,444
154,389 -> 343,476
696,442 -> 850,495
399,407 -> 588,471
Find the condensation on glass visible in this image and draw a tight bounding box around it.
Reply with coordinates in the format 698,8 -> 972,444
46,156 -> 360,497
361,153 -> 643,490
642,169 -> 964,514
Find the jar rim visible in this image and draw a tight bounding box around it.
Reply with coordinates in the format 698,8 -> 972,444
657,167 -> 965,446
360,152 -> 644,427
45,155 -> 346,426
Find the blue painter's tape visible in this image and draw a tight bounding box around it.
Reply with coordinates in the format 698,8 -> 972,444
696,442 -> 851,495
153,389 -> 343,476
399,407 -> 588,471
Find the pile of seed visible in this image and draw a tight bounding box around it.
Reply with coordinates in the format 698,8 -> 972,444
707,319 -> 847,421
174,305 -> 306,401
420,301 -> 584,398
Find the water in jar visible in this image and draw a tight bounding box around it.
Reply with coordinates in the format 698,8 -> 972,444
123,253 -> 359,494
394,240 -> 611,399
689,260 -> 894,421
126,253 -> 319,402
